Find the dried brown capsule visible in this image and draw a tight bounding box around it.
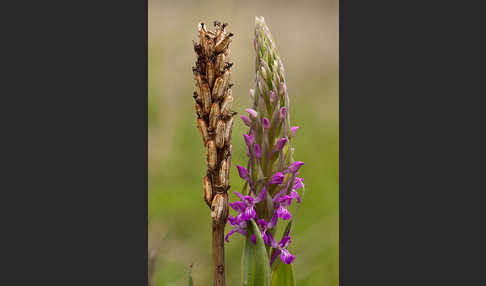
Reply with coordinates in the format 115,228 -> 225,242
209,102 -> 220,129
204,36 -> 214,56
215,33 -> 232,53
195,102 -> 203,118
206,140 -> 217,170
197,118 -> 209,144
223,47 -> 231,57
220,89 -> 233,116
215,53 -> 225,74
201,83 -> 212,113
203,176 -> 213,207
212,77 -> 225,101
206,61 -> 215,88
224,116 -> 234,144
222,70 -> 231,91
215,120 -> 226,148
198,23 -> 207,52
195,73 -> 203,100
211,193 -> 227,224
219,158 -> 229,188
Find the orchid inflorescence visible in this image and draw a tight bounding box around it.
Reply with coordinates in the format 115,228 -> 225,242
225,16 -> 306,266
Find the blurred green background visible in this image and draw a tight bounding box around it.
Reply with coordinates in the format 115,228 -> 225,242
149,0 -> 338,285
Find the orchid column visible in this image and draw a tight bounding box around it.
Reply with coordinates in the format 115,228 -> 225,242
226,16 -> 305,269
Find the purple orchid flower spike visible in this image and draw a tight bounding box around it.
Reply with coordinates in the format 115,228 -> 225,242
226,17 -> 306,266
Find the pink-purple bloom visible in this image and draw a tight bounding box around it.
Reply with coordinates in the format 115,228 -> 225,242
236,165 -> 250,181
272,137 -> 288,154
240,115 -> 252,127
270,172 -> 285,185
246,108 -> 258,120
291,126 -> 299,137
254,143 -> 262,159
262,117 -> 270,129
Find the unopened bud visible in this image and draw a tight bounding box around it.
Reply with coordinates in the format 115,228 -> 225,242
206,140 -> 217,169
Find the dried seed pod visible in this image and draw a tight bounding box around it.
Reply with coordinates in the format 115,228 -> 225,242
220,89 -> 233,116
206,61 -> 215,88
198,22 -> 207,51
195,102 -> 203,118
215,33 -> 233,53
223,47 -> 231,58
203,176 -> 213,207
224,116 -> 234,144
222,70 -> 231,91
211,193 -> 227,224
209,102 -> 220,129
215,53 -> 225,74
201,83 -> 212,113
204,36 -> 214,56
219,158 -> 229,188
197,118 -> 209,144
212,77 -> 224,101
195,73 -> 203,100
206,140 -> 217,170
226,144 -> 233,168
215,120 -> 226,148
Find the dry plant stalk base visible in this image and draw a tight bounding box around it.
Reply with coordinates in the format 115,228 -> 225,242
192,20 -> 235,286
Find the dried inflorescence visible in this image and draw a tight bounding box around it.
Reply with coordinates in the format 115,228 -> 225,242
193,20 -> 234,286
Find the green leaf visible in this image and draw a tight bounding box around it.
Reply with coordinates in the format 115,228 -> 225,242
242,220 -> 271,286
271,261 -> 296,286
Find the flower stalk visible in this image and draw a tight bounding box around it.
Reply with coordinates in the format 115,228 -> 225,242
192,20 -> 235,286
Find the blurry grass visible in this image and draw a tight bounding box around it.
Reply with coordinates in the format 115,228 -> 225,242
149,0 -> 338,285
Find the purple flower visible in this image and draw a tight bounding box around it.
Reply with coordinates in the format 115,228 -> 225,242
284,161 -> 304,174
240,115 -> 252,127
272,137 -> 288,154
268,233 -> 295,265
236,165 -> 249,181
269,91 -> 276,104
291,126 -> 299,137
226,189 -> 267,242
270,172 -> 285,185
279,107 -> 287,120
293,177 -> 304,190
225,216 -> 247,242
246,108 -> 258,120
250,218 -> 271,245
254,143 -> 262,159
262,117 -> 270,129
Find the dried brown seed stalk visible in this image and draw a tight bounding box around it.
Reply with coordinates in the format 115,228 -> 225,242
192,20 -> 235,286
